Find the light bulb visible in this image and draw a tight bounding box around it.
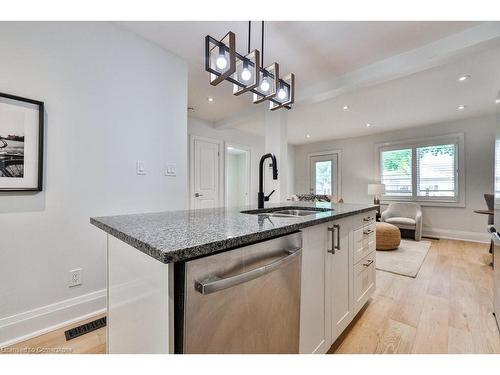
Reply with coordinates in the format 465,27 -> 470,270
241,67 -> 252,82
260,78 -> 270,93
216,55 -> 227,70
277,88 -> 287,100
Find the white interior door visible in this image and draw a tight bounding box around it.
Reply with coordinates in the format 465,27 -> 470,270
191,137 -> 221,209
310,153 -> 339,198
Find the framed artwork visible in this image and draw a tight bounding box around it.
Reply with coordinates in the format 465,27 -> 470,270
0,92 -> 44,191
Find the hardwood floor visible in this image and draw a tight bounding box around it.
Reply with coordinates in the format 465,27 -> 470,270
331,239 -> 500,354
3,239 -> 499,354
3,314 -> 106,354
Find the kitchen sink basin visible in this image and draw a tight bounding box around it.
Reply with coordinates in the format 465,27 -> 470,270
241,206 -> 333,218
272,209 -> 323,216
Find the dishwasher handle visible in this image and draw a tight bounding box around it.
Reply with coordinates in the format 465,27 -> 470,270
194,247 -> 302,295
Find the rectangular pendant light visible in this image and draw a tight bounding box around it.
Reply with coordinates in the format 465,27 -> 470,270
205,32 -> 236,86
232,49 -> 261,96
253,62 -> 279,104
205,24 -> 295,111
270,73 -> 295,110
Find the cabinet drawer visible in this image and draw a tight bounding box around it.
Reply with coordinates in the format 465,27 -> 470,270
352,211 -> 376,230
353,223 -> 376,264
353,251 -> 376,314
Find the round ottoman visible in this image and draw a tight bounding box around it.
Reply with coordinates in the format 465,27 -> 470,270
376,222 -> 401,250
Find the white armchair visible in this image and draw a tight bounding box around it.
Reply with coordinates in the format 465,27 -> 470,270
381,202 -> 423,241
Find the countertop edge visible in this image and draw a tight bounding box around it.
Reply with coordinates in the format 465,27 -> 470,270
90,206 -> 377,264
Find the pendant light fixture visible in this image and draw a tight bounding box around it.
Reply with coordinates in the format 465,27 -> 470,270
205,21 -> 295,111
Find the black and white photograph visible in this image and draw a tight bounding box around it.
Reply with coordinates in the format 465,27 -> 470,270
0,93 -> 44,191
0,118 -> 25,178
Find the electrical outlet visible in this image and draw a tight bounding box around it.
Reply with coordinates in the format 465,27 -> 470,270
69,268 -> 83,287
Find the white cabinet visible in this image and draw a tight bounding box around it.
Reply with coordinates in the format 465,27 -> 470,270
353,251 -> 376,314
299,223 -> 329,354
353,222 -> 376,264
299,209 -> 378,353
326,216 -> 354,343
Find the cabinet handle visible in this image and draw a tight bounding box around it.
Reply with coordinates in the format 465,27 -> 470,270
363,216 -> 373,222
327,227 -> 335,254
334,224 -> 340,251
363,229 -> 374,236
363,259 -> 374,267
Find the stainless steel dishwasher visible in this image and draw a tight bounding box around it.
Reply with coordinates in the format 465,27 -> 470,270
177,231 -> 302,354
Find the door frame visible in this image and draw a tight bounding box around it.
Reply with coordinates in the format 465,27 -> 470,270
307,149 -> 342,199
189,135 -> 224,209
224,142 -> 251,207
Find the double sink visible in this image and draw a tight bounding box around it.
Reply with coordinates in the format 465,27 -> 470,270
241,206 -> 333,218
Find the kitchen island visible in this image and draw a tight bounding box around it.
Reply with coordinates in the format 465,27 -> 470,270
91,202 -> 377,354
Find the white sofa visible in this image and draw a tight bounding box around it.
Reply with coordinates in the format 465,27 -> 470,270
381,202 -> 423,241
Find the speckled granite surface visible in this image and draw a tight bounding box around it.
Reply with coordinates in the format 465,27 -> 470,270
90,202 -> 377,264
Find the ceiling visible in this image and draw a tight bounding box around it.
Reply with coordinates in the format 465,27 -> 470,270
118,21 -> 500,144
233,43 -> 500,143
119,22 -> 479,117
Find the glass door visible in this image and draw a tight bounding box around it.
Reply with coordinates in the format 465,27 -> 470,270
309,153 -> 339,198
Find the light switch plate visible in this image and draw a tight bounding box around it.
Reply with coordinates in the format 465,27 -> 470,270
136,161 -> 146,175
165,163 -> 176,177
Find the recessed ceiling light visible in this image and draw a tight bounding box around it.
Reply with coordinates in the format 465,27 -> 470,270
227,146 -> 234,150
366,123 -> 372,127
207,96 -> 214,102
457,105 -> 466,110
496,98 -> 500,104
343,105 -> 349,110
457,74 -> 471,82
306,134 -> 311,138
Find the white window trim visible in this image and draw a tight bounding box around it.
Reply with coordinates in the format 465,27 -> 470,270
375,133 -> 465,208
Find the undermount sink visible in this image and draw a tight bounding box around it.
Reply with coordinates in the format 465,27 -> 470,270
241,206 -> 333,218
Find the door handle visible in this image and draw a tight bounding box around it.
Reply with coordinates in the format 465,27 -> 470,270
194,192 -> 203,197
334,224 -> 340,251
327,227 -> 335,254
194,247 -> 302,295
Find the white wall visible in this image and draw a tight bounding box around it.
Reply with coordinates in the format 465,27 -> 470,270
188,117 -> 265,206
0,22 -> 188,345
294,114 -> 495,241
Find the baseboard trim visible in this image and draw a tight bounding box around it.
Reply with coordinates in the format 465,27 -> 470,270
422,227 -> 490,244
0,289 -> 106,348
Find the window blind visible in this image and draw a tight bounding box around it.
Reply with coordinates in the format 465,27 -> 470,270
416,144 -> 456,198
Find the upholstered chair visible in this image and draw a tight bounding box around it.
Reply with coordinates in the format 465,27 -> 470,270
381,202 -> 423,241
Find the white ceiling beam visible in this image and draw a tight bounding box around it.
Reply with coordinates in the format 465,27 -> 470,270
214,22 -> 500,129
299,22 -> 500,104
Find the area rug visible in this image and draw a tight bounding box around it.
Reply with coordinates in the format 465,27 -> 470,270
376,239 -> 431,278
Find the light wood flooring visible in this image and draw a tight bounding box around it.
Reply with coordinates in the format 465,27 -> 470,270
3,239 -> 499,354
331,239 -> 500,354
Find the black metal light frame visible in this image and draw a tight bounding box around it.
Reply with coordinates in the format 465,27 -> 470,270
205,35 -> 291,109
270,73 -> 295,110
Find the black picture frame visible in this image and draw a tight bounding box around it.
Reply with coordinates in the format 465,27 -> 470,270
0,92 -> 44,192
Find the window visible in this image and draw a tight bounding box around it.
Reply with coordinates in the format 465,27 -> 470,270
378,134 -> 463,204
315,161 -> 332,194
381,148 -> 412,196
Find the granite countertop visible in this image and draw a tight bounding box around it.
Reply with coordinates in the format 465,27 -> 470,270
90,202 -> 377,264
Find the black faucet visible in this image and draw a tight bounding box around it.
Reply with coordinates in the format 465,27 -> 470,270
258,153 -> 278,209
